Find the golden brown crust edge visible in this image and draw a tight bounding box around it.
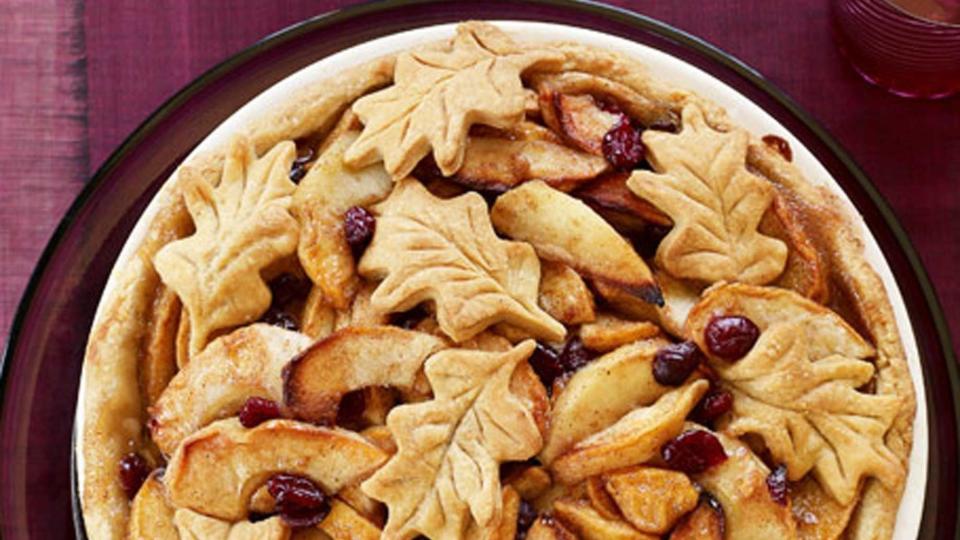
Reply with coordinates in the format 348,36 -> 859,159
79,30 -> 915,539
79,55 -> 394,540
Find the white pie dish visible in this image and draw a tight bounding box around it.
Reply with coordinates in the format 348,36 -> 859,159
75,20 -> 928,539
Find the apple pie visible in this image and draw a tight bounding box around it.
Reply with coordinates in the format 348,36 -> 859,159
79,21 -> 916,540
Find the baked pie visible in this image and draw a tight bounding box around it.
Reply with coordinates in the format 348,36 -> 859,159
79,21 -> 916,540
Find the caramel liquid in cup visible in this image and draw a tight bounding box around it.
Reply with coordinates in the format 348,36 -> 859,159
832,0 -> 960,98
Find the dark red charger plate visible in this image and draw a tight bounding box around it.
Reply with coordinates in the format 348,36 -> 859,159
0,1 -> 956,538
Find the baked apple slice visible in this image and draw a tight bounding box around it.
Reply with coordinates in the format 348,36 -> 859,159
526,515 -> 578,540
759,191 -> 828,303
491,181 -> 661,306
579,313 -> 661,353
669,497 -> 724,540
573,172 -> 671,227
149,323 -> 313,455
602,466 -> 699,534
692,425 -> 798,539
128,473 -> 178,540
283,326 -> 445,425
553,498 -> 654,540
318,499 -> 382,540
537,89 -> 619,156
454,136 -> 609,193
594,270 -> 702,337
293,118 -> 393,310
551,380 -> 708,483
538,260 -> 596,326
540,339 -> 670,464
166,418 -> 389,521
173,509 -> 290,540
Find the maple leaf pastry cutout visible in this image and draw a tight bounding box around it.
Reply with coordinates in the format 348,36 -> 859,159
627,104 -> 788,285
343,21 -> 563,180
154,137 -> 299,357
358,178 -> 566,343
361,340 -> 544,539
685,283 -> 905,505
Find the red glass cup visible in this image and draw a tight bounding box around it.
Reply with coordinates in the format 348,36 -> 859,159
832,0 -> 960,98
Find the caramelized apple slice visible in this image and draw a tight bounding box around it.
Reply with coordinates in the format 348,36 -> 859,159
318,499 -> 381,540
539,91 -> 620,155
540,339 -> 670,464
166,418 -> 388,521
491,181 -> 661,306
574,172 -> 672,227
283,326 -> 445,425
692,425 -> 798,539
532,71 -> 674,129
759,192 -> 828,303
586,477 -> 622,521
551,380 -> 708,484
149,324 -> 313,455
454,136 -> 609,192
301,285 -> 336,339
579,314 -> 661,352
792,476 -> 858,540
293,120 -> 393,310
669,497 -> 725,540
128,473 -> 178,540
505,465 -> 553,501
553,498 -> 654,540
173,509 -> 290,540
338,484 -> 387,527
539,260 -> 596,325
526,515 -> 579,540
594,271 -> 702,337
140,286 -> 181,406
602,466 -> 699,534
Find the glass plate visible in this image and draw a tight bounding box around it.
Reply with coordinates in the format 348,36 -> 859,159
0,1 -> 955,538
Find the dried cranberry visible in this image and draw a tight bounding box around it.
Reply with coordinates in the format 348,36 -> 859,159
661,430 -> 727,474
238,396 -> 282,428
602,119 -> 645,171
344,206 -> 376,255
766,464 -> 789,505
289,164 -> 307,183
516,499 -> 537,539
692,388 -> 734,425
704,315 -> 760,361
118,453 -> 150,500
528,342 -> 564,389
652,341 -> 703,386
557,337 -> 596,374
336,389 -> 367,428
260,307 -> 299,331
267,474 -> 330,528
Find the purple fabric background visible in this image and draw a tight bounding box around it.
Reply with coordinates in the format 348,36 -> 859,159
1,1 -> 957,352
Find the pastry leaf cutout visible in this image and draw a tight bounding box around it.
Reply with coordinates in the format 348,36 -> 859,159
627,105 -> 787,284
344,21 -> 562,180
154,137 -> 298,357
362,340 -> 543,539
358,178 -> 565,343
686,284 -> 904,505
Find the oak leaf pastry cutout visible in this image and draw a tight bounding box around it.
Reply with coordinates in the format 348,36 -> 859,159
361,340 -> 544,539
149,323 -> 313,456
294,121 -> 393,310
344,21 -> 562,180
154,136 -> 299,357
358,178 -> 565,343
491,180 -> 662,306
685,283 -> 904,505
626,105 -> 787,285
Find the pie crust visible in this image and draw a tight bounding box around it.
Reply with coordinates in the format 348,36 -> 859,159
79,21 -> 915,540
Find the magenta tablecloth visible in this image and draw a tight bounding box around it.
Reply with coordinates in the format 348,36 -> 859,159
2,0 -> 957,350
